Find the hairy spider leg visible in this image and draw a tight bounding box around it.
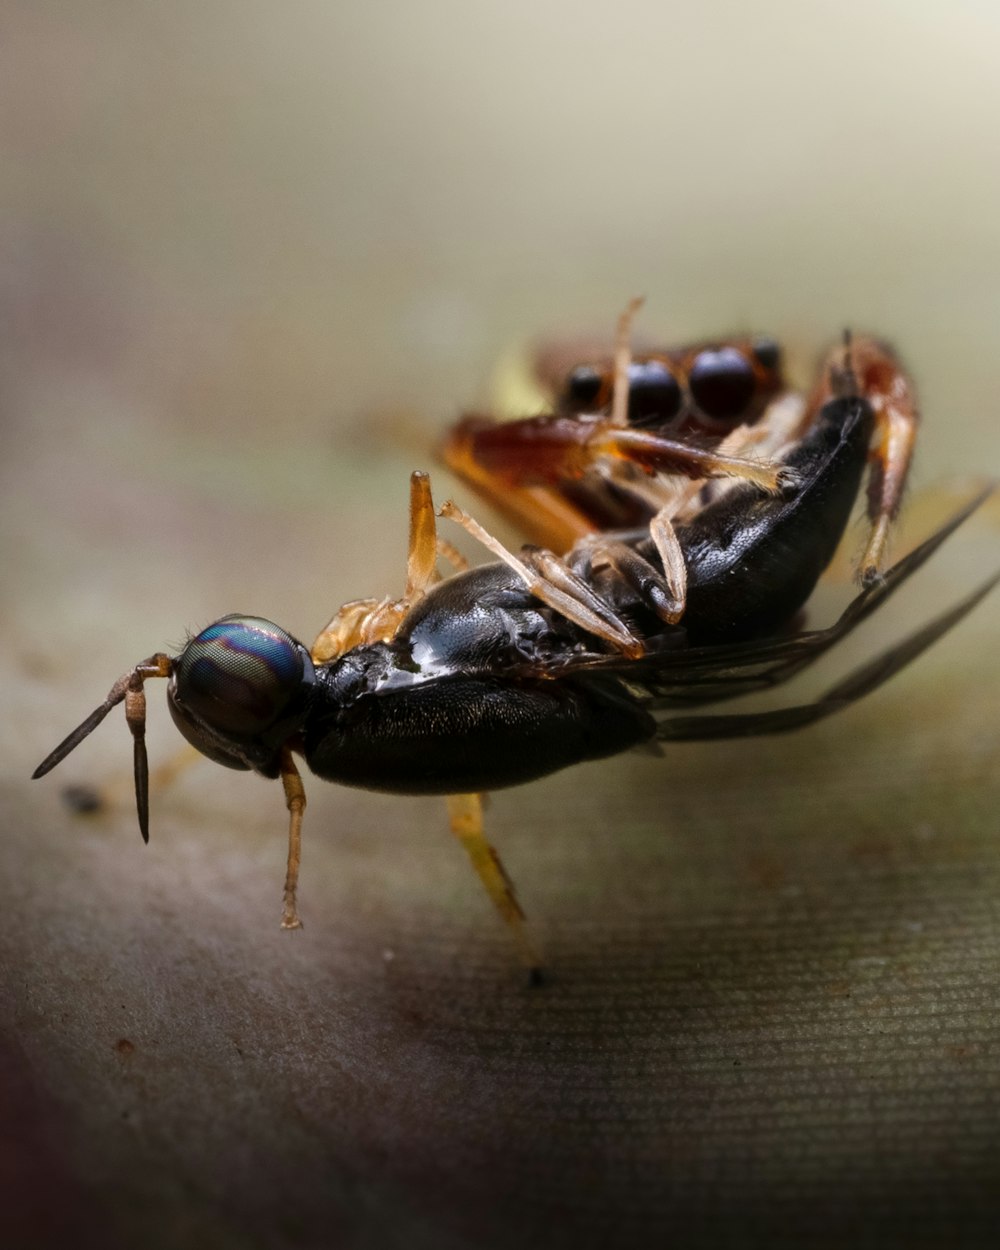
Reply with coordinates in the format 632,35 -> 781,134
808,335 -> 920,584
441,303 -> 793,554
437,497 -> 644,656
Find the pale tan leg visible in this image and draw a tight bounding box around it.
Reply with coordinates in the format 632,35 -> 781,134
860,402 -> 918,583
809,335 -> 921,585
435,535 -> 470,573
572,535 -> 681,624
591,424 -> 797,493
647,508 -> 687,622
446,793 -> 543,981
521,545 -> 651,644
279,747 -> 307,930
609,295 -> 645,429
438,498 -> 643,656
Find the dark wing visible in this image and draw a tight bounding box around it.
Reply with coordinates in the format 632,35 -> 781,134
511,484 -> 997,722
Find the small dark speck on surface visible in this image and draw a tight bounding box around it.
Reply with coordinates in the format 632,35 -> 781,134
62,783 -> 105,814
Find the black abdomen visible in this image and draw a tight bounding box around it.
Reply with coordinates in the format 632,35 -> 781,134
676,396 -> 874,643
304,672 -> 655,795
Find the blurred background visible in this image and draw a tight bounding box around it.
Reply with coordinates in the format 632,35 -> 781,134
4,3 -> 1000,1248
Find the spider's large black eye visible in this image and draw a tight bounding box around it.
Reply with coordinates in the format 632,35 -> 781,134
625,359 -> 684,428
689,347 -> 757,421
563,364 -> 604,411
172,615 -> 307,738
751,336 -> 781,372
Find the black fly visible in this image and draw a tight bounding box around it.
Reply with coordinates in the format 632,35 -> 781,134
33,309 -> 998,978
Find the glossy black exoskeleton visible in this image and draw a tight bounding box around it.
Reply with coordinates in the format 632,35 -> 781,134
32,323 -> 998,976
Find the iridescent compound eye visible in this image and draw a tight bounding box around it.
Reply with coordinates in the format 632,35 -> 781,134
689,346 -> 757,422
625,359 -> 684,428
172,615 -> 308,738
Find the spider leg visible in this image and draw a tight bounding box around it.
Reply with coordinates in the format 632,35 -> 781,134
809,334 -> 920,585
569,532 -> 684,625
548,484 -> 996,708
438,498 -> 644,656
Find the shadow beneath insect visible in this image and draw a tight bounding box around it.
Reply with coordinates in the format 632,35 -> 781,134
340,733 -> 1000,1250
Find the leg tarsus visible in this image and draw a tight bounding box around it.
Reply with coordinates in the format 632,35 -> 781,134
446,793 -> 544,977
647,508 -> 687,622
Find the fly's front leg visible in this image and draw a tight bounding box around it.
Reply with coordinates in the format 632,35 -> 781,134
446,793 -> 543,983
402,470 -> 439,599
279,747 -> 307,930
813,335 -> 920,584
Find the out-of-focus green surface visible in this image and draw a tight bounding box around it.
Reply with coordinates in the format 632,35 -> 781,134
4,4 -> 1000,1247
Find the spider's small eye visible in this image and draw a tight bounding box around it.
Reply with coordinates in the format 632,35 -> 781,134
689,347 -> 756,421
625,359 -> 684,428
172,615 -> 306,738
563,364 -> 604,411
751,337 -> 781,373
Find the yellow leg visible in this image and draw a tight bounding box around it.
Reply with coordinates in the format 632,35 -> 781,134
446,793 -> 543,982
279,748 -> 307,930
311,470 -> 442,662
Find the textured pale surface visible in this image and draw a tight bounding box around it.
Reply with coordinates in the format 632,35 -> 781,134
4,4 -> 1000,1247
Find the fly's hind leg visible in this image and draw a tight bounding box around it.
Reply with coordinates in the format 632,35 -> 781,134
446,793 -> 543,983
